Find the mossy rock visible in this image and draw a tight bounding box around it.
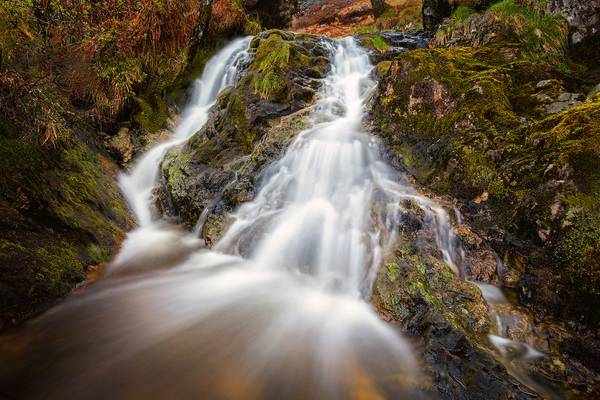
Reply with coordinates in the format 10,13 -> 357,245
374,39 -> 600,329
372,218 -> 529,398
0,122 -> 132,326
159,33 -> 329,238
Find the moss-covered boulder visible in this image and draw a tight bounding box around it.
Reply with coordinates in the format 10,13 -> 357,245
159,31 -> 330,243
0,122 -> 132,327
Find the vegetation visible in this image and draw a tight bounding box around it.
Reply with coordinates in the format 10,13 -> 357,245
0,0 -> 266,325
435,0 -> 570,71
376,0 -> 600,326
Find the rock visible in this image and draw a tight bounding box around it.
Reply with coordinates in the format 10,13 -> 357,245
536,80 -> 555,89
356,31 -> 431,63
0,129 -> 132,327
545,0 -> 600,45
159,32 -> 328,239
105,127 -> 134,164
292,0 -> 376,36
373,223 -> 535,398
372,41 -> 600,394
544,92 -> 584,114
422,0 -> 493,31
535,93 -> 554,103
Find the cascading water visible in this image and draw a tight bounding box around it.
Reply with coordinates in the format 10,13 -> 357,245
118,36 -> 252,228
0,36 -> 421,400
0,35 -> 543,399
110,37 -> 251,274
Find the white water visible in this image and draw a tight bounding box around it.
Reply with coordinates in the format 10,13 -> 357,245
103,36 -> 468,397
118,37 -> 252,227
0,37 -> 528,399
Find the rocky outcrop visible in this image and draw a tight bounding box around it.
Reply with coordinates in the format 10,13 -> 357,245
371,4 -> 600,393
545,0 -> 600,45
292,0 -> 376,36
371,205 -> 537,399
424,0 -> 600,46
159,31 -> 330,243
0,124 -> 132,328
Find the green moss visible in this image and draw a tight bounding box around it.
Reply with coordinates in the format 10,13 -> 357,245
452,5 -> 476,22
249,33 -> 292,99
386,262 -> 401,282
376,42 -> 600,325
441,0 -> 569,70
32,244 -> 84,299
133,95 -> 169,133
86,243 -> 112,264
463,150 -> 505,196
371,36 -> 390,52
0,123 -> 129,322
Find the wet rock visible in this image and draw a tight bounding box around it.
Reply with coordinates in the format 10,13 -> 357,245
372,36 -> 600,394
373,225 -> 537,398
159,32 -> 325,239
357,31 -> 431,63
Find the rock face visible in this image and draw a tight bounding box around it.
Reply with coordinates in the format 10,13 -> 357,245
372,1 -> 600,395
160,31 -> 331,243
292,0 -> 376,36
374,44 -> 600,324
546,0 -> 600,44
0,127 -> 132,327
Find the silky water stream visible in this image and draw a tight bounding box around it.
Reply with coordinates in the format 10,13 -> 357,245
0,36 -> 551,399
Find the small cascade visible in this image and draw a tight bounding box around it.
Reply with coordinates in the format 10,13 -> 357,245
118,37 -> 252,227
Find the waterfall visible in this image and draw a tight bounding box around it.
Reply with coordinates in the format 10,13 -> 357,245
118,37 -> 252,227
0,37 -> 484,399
